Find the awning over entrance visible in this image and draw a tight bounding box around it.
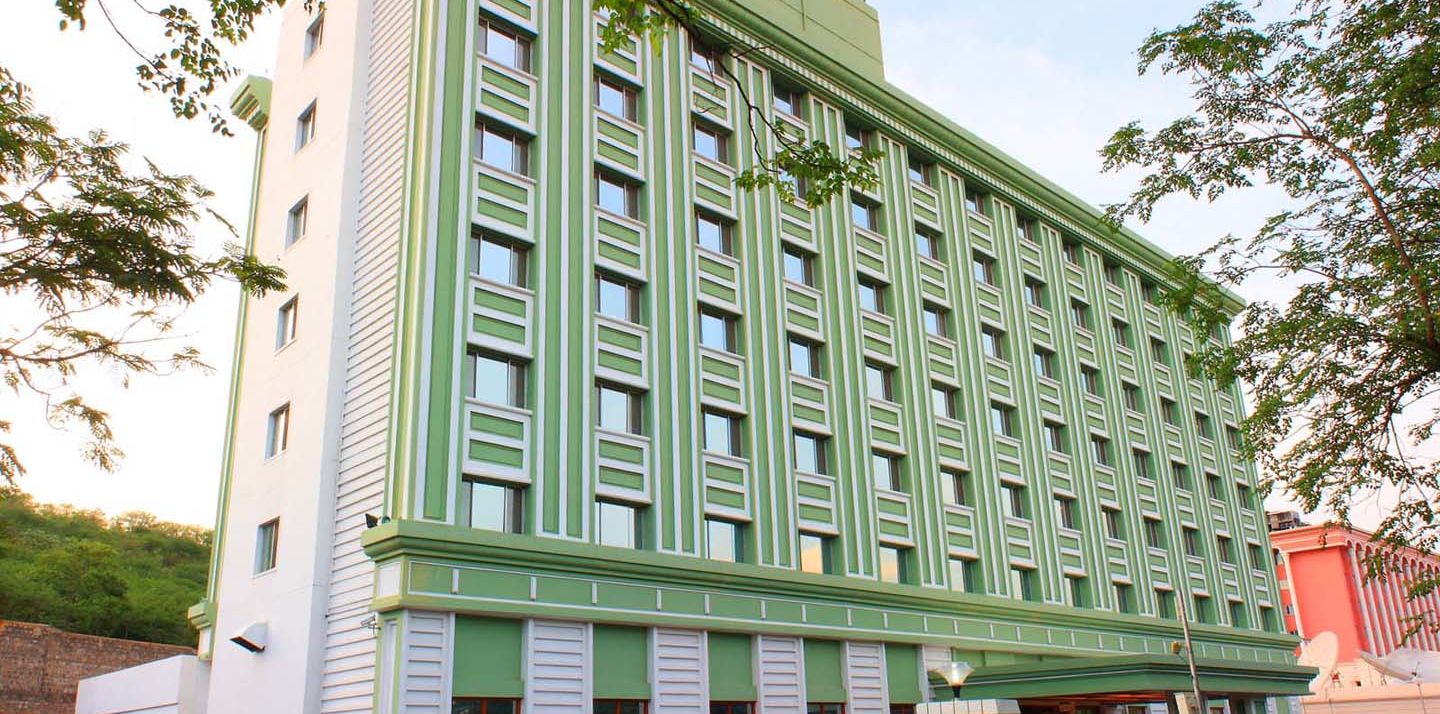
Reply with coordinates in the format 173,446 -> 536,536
952,654 -> 1315,703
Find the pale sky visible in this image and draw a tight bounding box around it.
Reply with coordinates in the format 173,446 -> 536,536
1,1 -> 1375,528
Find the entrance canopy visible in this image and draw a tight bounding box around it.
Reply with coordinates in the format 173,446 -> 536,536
952,654 -> 1314,703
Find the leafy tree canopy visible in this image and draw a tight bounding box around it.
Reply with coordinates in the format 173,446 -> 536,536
1102,0 -> 1440,630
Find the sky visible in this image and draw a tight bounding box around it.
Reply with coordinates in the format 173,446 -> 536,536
0,0 -> 1368,527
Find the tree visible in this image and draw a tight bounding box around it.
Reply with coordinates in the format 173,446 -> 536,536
1101,0 -> 1440,634
1,1 -> 305,483
595,0 -> 881,207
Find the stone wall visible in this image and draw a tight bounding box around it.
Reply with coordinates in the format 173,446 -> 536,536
0,620 -> 191,714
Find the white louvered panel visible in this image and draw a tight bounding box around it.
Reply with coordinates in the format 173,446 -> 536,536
401,612 -> 451,714
526,621 -> 590,714
844,642 -> 887,714
653,629 -> 707,714
920,646 -> 950,702
757,636 -> 805,714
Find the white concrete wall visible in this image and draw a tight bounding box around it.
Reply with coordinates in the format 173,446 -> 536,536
75,655 -> 209,714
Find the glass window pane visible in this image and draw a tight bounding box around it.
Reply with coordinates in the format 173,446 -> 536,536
478,239 -> 520,285
703,411 -> 735,456
783,250 -> 810,285
858,281 -> 881,312
707,519 -> 737,562
700,312 -> 732,351
472,353 -> 515,406
598,502 -> 636,548
597,276 -> 633,322
697,215 -> 728,254
597,175 -> 632,217
694,126 -> 722,161
469,481 -> 509,531
598,386 -> 631,433
878,547 -> 901,583
794,433 -> 822,474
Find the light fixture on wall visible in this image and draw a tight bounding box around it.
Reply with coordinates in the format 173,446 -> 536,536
230,621 -> 269,653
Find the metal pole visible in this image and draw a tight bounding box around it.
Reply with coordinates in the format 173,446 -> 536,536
1175,594 -> 1206,714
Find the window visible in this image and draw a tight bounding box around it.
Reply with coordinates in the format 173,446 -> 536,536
1032,347 -> 1056,380
788,337 -> 821,378
696,213 -> 733,255
1161,398 -> 1179,426
480,18 -> 531,72
1150,338 -> 1169,366
990,403 -> 1014,438
1237,483 -> 1255,511
303,13 -> 324,58
706,518 -> 743,562
844,123 -> 872,152
265,404 -> 290,458
908,155 -> 933,186
1183,527 -> 1201,557
1103,507 -> 1122,539
1217,535 -> 1235,564
1132,450 -> 1154,481
1206,473 -> 1224,500
1002,482 -> 1027,519
1112,319 -> 1131,349
971,251 -> 996,286
1230,600 -> 1248,629
1016,217 -> 1036,244
980,327 -> 1006,360
1226,426 -> 1243,451
1141,280 -> 1159,304
793,431 -> 827,474
772,84 -> 803,118
1172,462 -> 1190,491
922,305 -> 949,338
466,351 -> 526,407
1055,496 -> 1077,530
872,452 -> 903,492
1156,589 -> 1177,619
596,273 -> 641,323
1144,517 -> 1163,548
1246,544 -> 1262,569
286,196 -> 309,246
931,384 -> 958,420
597,501 -> 641,548
864,362 -> 894,402
915,226 -> 940,260
693,123 -> 728,164
1090,435 -> 1112,468
1114,583 -> 1135,614
949,557 -> 977,593
1069,299 -> 1091,330
1080,366 -> 1101,396
857,278 -> 885,313
808,704 -> 843,714
691,39 -> 720,72
596,172 -> 640,218
1024,278 -> 1047,310
295,101 -> 317,151
941,468 -> 969,507
595,74 -> 639,121
468,480 -> 523,533
782,247 -> 815,287
597,382 -> 643,435
1043,421 -> 1067,454
1196,595 -> 1217,624
850,197 -> 878,232
799,532 -> 834,574
964,188 -> 989,217
275,297 -> 299,349
1195,412 -> 1214,440
1062,240 -> 1082,266
254,518 -> 279,574
474,121 -> 529,175
1010,567 -> 1036,601
470,232 -> 528,287
454,699 -> 520,714
1122,382 -> 1142,412
699,309 -> 738,352
1068,575 -> 1090,607
702,410 -> 743,457
878,545 -> 908,584
1104,261 -> 1123,286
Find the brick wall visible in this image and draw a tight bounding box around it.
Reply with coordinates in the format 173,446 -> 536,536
0,620 -> 191,714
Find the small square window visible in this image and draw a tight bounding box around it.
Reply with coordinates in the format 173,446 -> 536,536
596,382 -> 644,435
597,500 -> 641,549
799,532 -> 834,574
469,232 -> 528,288
941,468 -> 969,507
595,74 -> 639,122
596,172 -> 640,219
851,197 -> 879,232
864,362 -> 894,402
254,518 -> 279,574
265,404 -> 290,458
793,431 -> 827,475
872,452 -> 903,492
783,247 -> 815,287
1024,278 -> 1047,310
990,403 -> 1014,438
468,480 -> 524,533
931,383 -> 958,420
466,350 -> 526,407
1032,347 -> 1056,380
702,410 -> 743,457
922,305 -> 949,338
1002,483 -> 1027,519
788,336 -> 821,378
596,273 -> 641,323
481,19 -> 532,72
286,196 -> 309,246
981,327 -> 1006,361
915,227 -> 941,260
857,278 -> 886,314
964,188 -> 989,218
772,84 -> 803,118
699,309 -> 738,353
878,545 -> 909,584
696,213 -> 733,255
693,123 -> 729,164
908,155 -> 933,186
295,101 -> 317,151
972,251 -> 997,286
706,518 -> 743,562
1043,421 -> 1067,454
275,296 -> 299,349
303,13 -> 324,59
474,121 -> 529,176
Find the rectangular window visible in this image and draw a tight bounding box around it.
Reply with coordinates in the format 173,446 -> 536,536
915,227 -> 940,260
254,518 -> 279,574
480,18 -> 531,72
1112,319 -> 1131,349
597,382 -> 643,435
706,518 -> 743,562
1070,299 -> 1091,331
850,197 -> 878,232
1104,261 -> 1123,286
265,403 -> 290,458
696,213 -> 733,255
1133,450 -> 1153,481
303,13 -> 324,58
1144,517 -> 1163,548
699,309 -> 738,353
971,251 -> 996,286
1217,535 -> 1234,564
857,278 -> 886,314
1103,507 -> 1122,540
466,350 -> 526,407
799,532 -> 834,575
788,336 -> 821,378
596,273 -> 641,323
931,384 -> 958,420
1080,366 -> 1101,396
1229,600 -> 1247,628
908,155 -> 933,186
1055,496 -> 1077,530
1032,347 -> 1055,380
782,247 -> 815,287
1226,426 -> 1243,451
295,101 -> 317,151
1151,338 -> 1169,366
941,468 -> 969,507
1122,382 -> 1142,412
872,452 -> 903,492
468,480 -> 523,533
275,296 -> 298,349
286,196 -> 308,246
772,84 -> 803,118
1043,421 -> 1066,454
1248,543 -> 1264,569
1016,217 -> 1036,244
1195,412 -> 1214,440
1114,583 -> 1135,614
702,410 -> 742,457
470,232 -> 528,287
922,305 -> 949,338
1161,398 -> 1179,426
1024,278 -> 1047,310
949,557 -> 975,593
1010,567 -> 1036,601
597,501 -> 641,549
1141,279 -> 1159,304
878,545 -> 908,584
1002,483 -> 1027,519
1068,575 -> 1090,607
844,123 -> 871,152
454,699 -> 521,714
864,362 -> 894,402
988,403 -> 1014,438
793,431 -> 827,474
1172,462 -> 1190,491
1183,527 -> 1201,557
1090,435 -> 1112,468
595,74 -> 639,121
691,39 -> 719,72
980,327 -> 1005,360
1237,483 -> 1254,510
693,123 -> 729,164
1156,589 -> 1177,619
474,121 -> 529,175
1206,473 -> 1223,500
964,188 -> 989,217
596,172 -> 640,219
1062,240 -> 1082,265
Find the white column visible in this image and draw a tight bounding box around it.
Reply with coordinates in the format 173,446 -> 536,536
526,620 -> 590,714
757,636 -> 806,714
652,629 -> 706,714
844,642 -> 887,714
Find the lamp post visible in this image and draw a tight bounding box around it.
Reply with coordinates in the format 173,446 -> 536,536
1172,593 -> 1206,714
930,661 -> 975,713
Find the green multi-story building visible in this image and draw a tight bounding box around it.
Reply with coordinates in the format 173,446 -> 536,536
95,1 -> 1315,713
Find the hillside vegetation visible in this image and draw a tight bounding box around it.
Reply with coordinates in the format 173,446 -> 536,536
0,486 -> 209,646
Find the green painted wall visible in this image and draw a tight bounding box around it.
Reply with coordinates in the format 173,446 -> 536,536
885,644 -> 922,704
594,624 -> 651,699
709,633 -> 757,701
804,639 -> 846,702
454,616 -> 525,697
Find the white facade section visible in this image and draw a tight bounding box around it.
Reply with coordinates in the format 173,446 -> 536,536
652,629 -> 708,714
401,612 -> 452,714
75,655 -> 210,714
844,642 -> 888,714
526,621 -> 591,714
757,636 -> 806,714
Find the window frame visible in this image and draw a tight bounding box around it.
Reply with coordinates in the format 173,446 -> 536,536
469,231 -> 529,288
254,518 -> 279,574
295,101 -> 317,151
303,13 -> 325,59
595,272 -> 642,323
479,17 -> 532,73
465,349 -> 527,408
695,212 -> 734,256
595,171 -> 641,219
698,308 -> 739,353
596,382 -> 644,435
265,403 -> 291,458
275,296 -> 299,350
285,196 -> 309,247
466,479 -> 525,534
595,73 -> 639,122
474,120 -> 530,176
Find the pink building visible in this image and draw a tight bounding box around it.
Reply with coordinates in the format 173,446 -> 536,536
1269,519 -> 1440,660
